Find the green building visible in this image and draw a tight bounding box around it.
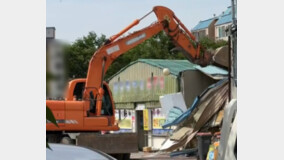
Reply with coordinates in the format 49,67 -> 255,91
108,59 -> 227,150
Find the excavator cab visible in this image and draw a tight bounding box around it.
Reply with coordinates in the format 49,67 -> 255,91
73,81 -> 85,101
101,84 -> 114,116
87,83 -> 114,116
70,79 -> 114,116
47,79 -> 118,131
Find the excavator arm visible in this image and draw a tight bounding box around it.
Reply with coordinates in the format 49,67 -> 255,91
84,6 -> 212,115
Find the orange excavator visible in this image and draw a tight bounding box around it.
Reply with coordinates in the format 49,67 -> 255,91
47,6 -> 212,142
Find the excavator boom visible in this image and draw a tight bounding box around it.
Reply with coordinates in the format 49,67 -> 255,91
47,6 -> 213,133
84,6 -> 212,116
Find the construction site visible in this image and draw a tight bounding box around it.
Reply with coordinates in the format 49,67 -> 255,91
46,1 -> 237,160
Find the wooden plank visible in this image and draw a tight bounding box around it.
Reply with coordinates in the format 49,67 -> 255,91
170,127 -> 193,141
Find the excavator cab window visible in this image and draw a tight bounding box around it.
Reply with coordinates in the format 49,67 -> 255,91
101,84 -> 113,116
73,82 -> 85,101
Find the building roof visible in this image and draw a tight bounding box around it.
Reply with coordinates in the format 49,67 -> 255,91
215,6 -> 233,26
108,59 -> 228,80
192,18 -> 217,31
215,14 -> 232,26
195,65 -> 228,75
139,59 -> 196,76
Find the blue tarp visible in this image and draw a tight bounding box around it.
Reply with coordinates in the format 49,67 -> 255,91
162,97 -> 199,128
162,79 -> 228,129
162,106 -> 184,127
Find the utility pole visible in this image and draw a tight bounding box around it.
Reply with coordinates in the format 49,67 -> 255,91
228,0 -> 237,99
231,0 -> 237,87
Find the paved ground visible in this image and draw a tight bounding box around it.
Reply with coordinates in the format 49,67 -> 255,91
130,152 -> 197,160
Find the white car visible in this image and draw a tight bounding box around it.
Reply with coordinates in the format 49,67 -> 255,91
47,143 -> 117,160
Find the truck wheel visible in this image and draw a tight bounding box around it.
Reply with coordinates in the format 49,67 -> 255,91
60,136 -> 73,145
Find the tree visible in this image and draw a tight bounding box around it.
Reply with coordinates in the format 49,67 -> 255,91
64,31 -> 227,80
64,31 -> 185,80
64,32 -> 107,78
198,37 -> 227,50
104,31 -> 186,79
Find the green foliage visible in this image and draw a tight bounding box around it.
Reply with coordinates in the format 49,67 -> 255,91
46,105 -> 57,149
64,31 -> 186,80
64,31 -> 227,80
46,106 -> 58,127
105,31 -> 186,79
64,32 -> 107,78
46,142 -> 51,149
199,37 -> 228,50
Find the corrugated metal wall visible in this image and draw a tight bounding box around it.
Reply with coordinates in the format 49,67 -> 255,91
180,70 -> 218,108
108,62 -> 179,109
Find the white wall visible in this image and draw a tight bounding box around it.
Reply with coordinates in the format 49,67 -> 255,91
215,23 -> 232,41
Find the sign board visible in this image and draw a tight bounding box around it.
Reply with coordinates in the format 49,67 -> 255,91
114,110 -> 135,132
152,108 -> 170,135
143,109 -> 151,131
119,119 -> 132,129
153,117 -> 166,129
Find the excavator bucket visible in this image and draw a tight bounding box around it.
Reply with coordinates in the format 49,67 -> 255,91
171,47 -> 213,67
194,51 -> 213,67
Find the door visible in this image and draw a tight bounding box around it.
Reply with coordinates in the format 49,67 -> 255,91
136,110 -> 145,150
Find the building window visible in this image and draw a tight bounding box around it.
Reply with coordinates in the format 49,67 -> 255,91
193,30 -> 206,41
218,26 -> 227,38
199,30 -> 206,39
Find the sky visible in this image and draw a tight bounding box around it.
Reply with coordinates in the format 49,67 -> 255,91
47,0 -> 230,43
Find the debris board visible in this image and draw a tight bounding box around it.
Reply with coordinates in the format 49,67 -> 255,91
170,127 -> 193,141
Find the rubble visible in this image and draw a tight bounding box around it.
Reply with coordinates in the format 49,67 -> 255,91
159,79 -> 229,152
